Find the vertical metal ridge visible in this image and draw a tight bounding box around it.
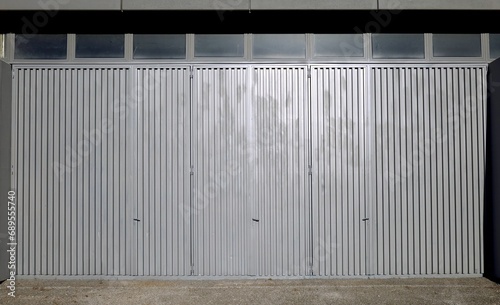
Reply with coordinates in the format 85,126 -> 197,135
479,67 -> 486,274
434,68 -> 444,275
95,68 -> 102,276
12,68 -> 19,275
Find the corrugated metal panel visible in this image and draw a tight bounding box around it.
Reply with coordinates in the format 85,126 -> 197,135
134,67 -> 191,276
252,67 -> 310,276
310,66 -> 368,276
192,67 -> 250,276
371,66 -> 486,276
12,63 -> 487,278
14,67 -> 130,275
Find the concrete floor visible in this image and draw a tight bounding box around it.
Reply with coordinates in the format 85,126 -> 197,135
1,277 -> 499,305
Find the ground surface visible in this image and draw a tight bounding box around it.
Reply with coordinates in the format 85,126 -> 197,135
0,277 -> 499,304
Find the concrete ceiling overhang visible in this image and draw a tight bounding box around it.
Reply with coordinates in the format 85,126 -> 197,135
1,0 -> 500,11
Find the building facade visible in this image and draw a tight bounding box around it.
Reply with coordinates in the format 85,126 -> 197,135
0,1 -> 498,279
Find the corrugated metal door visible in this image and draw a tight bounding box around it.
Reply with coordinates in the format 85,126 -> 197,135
12,64 -> 487,278
191,66 -> 310,276
191,67 -> 251,276
252,66 -> 311,276
371,66 -> 486,276
310,66 -> 369,276
133,67 -> 192,276
13,67 -> 132,276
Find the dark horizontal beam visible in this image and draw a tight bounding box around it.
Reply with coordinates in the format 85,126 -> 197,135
0,10 -> 499,34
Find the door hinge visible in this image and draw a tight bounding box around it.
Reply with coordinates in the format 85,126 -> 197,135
307,67 -> 311,78
190,166 -> 194,176
308,165 -> 312,175
189,66 -> 194,79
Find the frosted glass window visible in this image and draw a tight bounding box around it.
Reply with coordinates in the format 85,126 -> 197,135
490,34 -> 500,59
133,34 -> 186,59
314,34 -> 364,57
372,34 -> 424,59
15,34 -> 67,59
253,34 -> 306,58
76,35 -> 124,58
194,34 -> 244,57
433,34 -> 481,57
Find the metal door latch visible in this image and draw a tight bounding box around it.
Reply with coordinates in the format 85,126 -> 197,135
362,218 -> 369,221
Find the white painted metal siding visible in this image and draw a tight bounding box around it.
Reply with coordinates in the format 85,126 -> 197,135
371,66 -> 486,276
14,67 -> 131,275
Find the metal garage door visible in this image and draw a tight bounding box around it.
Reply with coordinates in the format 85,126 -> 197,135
133,67 -> 191,276
13,67 -> 132,276
191,67 -> 251,276
11,64 -> 486,278
252,66 -> 310,276
371,66 -> 486,276
310,66 -> 369,276
190,66 -> 310,276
